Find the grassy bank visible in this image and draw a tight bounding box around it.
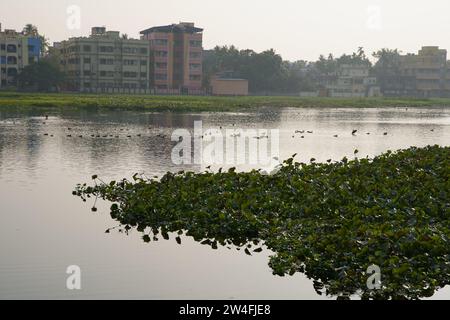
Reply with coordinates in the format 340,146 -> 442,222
1,92 -> 450,112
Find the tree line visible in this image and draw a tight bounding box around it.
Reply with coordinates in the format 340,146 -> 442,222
203,45 -> 403,94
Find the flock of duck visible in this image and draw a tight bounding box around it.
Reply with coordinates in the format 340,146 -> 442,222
41,127 -> 392,139
291,128 -> 390,139
38,115 -> 435,140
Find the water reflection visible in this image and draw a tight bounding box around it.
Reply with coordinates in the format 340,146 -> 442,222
0,106 -> 449,299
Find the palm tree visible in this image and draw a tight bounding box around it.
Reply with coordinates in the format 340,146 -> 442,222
121,34 -> 129,40
23,24 -> 38,36
22,24 -> 48,57
39,35 -> 50,56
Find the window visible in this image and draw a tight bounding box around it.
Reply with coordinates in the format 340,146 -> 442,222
100,58 -> 114,65
6,44 -> 17,53
140,72 -> 147,78
189,63 -> 201,70
140,48 -> 148,54
84,70 -> 91,76
7,67 -> 17,76
7,56 -> 18,65
155,51 -> 168,57
190,52 -> 202,59
99,46 -> 114,53
140,60 -> 147,66
154,39 -> 168,46
123,71 -> 138,78
156,62 -> 167,69
84,82 -> 91,88
83,58 -> 91,64
99,82 -> 114,88
69,46 -> 80,53
189,75 -> 201,81
83,45 -> 92,52
123,47 -> 138,54
0,44 -> 5,51
189,40 -> 202,47
100,71 -> 114,77
0,56 -> 6,64
123,59 -> 137,65
155,73 -> 167,80
123,82 -> 137,89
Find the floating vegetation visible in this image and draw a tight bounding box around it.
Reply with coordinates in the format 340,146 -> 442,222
3,92 -> 450,112
74,145 -> 449,300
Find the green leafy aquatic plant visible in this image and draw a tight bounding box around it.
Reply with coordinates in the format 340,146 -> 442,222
3,92 -> 450,112
73,145 -> 450,300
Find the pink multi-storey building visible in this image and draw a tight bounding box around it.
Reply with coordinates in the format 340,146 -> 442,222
140,22 -> 203,94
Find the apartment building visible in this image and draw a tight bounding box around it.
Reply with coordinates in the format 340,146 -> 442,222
59,27 -> 151,93
397,46 -> 449,97
325,64 -> 380,97
0,24 -> 41,89
140,22 -> 203,94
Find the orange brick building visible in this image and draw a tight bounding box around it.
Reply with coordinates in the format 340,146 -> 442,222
140,22 -> 203,94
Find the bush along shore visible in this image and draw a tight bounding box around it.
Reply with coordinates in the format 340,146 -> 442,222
74,145 -> 450,299
2,92 -> 450,112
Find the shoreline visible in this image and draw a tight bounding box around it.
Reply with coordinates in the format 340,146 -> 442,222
1,92 -> 450,112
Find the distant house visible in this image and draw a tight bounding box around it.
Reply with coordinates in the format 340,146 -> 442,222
324,64 -> 381,98
210,71 -> 248,96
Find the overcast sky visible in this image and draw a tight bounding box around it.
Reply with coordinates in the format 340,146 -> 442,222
2,0 -> 450,61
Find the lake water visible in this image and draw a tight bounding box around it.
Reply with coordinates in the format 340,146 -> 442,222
0,106 -> 449,299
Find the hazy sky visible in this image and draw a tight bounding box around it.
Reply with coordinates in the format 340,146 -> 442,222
2,0 -> 450,61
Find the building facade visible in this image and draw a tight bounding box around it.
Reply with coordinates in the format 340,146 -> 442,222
140,22 -> 203,94
398,46 -> 449,97
325,64 -> 380,98
59,27 -> 152,93
0,25 -> 41,89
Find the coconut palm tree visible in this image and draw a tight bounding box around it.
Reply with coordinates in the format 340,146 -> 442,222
23,24 -> 38,36
39,35 -> 50,56
22,24 -> 49,56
